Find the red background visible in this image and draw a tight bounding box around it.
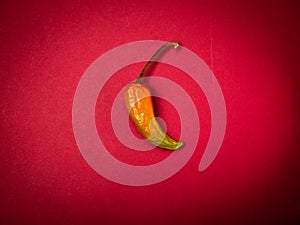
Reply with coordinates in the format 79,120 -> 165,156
1,0 -> 299,224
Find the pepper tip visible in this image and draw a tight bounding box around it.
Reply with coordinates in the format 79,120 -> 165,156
175,141 -> 184,150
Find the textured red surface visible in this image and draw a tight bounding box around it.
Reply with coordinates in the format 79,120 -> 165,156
0,0 -> 299,225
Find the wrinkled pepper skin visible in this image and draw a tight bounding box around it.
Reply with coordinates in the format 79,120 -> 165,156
123,83 -> 184,150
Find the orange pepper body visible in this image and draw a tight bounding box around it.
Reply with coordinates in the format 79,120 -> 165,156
123,83 -> 184,150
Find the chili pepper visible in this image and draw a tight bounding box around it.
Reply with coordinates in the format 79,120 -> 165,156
123,42 -> 184,150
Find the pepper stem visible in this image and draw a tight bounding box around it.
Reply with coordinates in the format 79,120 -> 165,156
136,42 -> 179,83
